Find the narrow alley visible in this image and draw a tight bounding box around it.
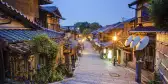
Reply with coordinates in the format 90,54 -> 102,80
58,41 -> 137,84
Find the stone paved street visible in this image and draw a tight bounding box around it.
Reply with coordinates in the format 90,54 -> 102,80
57,41 -> 137,84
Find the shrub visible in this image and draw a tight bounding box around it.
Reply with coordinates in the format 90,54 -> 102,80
30,34 -> 60,83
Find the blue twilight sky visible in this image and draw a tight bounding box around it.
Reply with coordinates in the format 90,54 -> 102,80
53,0 -> 135,26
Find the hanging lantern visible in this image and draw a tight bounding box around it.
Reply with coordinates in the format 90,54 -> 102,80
103,48 -> 106,53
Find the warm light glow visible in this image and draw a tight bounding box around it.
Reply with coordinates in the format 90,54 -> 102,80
78,40 -> 81,43
113,32 -> 117,41
82,39 -> 85,42
113,36 -> 117,41
103,49 -> 106,53
108,50 -> 112,59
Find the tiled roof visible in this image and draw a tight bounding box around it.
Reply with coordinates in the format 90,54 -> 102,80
40,5 -> 65,20
91,30 -> 98,34
129,26 -> 161,33
123,17 -> 136,23
0,1 -> 42,29
101,42 -> 112,47
97,27 -> 106,32
0,29 -> 64,43
100,18 -> 135,33
114,22 -> 124,28
61,26 -> 80,33
61,26 -> 76,30
91,27 -> 104,34
103,22 -> 122,33
44,0 -> 53,4
128,0 -> 139,7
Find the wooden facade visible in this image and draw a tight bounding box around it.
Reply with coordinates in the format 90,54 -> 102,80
121,18 -> 135,66
3,0 -> 39,21
128,0 -> 156,81
156,32 -> 168,83
38,5 -> 62,32
0,0 -> 64,83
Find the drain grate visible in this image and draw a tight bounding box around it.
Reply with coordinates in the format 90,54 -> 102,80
109,73 -> 120,77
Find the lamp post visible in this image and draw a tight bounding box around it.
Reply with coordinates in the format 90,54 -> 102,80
112,32 -> 117,66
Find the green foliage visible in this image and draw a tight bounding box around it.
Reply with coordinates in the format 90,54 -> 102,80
74,22 -> 102,34
150,0 -> 168,29
74,22 -> 90,33
90,22 -> 102,30
30,34 -> 59,59
148,73 -> 162,84
56,64 -> 67,75
30,34 -> 61,83
82,29 -> 91,36
56,64 -> 73,78
34,65 -> 50,84
48,71 -> 63,82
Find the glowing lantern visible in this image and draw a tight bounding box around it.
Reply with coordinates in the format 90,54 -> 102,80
103,48 -> 106,53
108,50 -> 112,59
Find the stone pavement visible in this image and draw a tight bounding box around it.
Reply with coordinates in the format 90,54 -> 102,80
54,41 -> 138,84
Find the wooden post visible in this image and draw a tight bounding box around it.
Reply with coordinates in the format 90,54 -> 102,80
135,50 -> 143,83
0,39 -> 7,83
0,49 -> 5,83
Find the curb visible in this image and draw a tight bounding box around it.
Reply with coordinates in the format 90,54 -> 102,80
124,67 -> 150,83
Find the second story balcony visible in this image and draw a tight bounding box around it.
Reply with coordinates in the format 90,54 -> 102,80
135,16 -> 154,27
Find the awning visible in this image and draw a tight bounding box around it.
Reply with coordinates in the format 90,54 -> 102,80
9,42 -> 30,54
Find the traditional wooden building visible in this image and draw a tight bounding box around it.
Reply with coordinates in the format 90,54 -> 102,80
3,0 -> 39,21
128,0 -> 159,81
156,32 -> 168,83
39,5 -> 64,31
0,0 -> 65,83
95,22 -> 124,62
116,17 -> 136,66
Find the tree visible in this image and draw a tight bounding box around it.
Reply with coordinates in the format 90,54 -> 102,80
150,0 -> 168,29
82,29 -> 91,36
90,22 -> 102,31
74,22 -> 90,33
30,34 -> 60,83
74,22 -> 102,34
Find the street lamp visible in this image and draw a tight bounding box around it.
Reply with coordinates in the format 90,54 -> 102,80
77,27 -> 80,30
112,32 -> 117,66
103,48 -> 106,54
113,32 -> 117,41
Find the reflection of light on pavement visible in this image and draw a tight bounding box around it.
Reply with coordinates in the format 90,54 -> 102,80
82,51 -> 89,55
82,51 -> 98,55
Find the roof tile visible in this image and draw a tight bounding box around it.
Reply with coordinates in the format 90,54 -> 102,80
129,26 -> 161,33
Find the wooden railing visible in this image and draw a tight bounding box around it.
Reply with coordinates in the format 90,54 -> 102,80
159,63 -> 168,83
136,16 -> 152,24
